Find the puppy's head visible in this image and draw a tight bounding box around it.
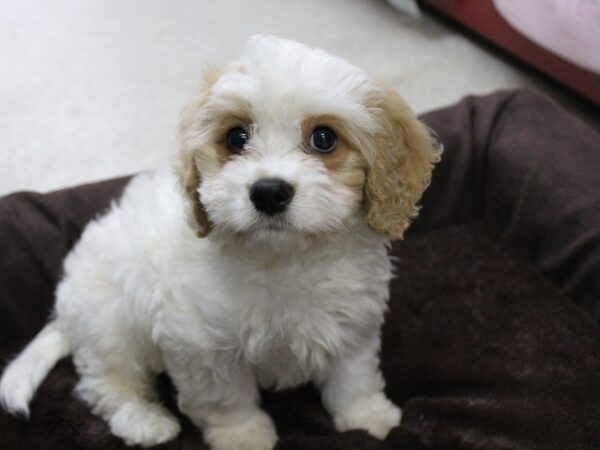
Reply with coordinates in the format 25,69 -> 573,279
178,35 -> 441,246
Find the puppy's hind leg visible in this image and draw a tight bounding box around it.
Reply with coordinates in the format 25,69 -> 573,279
73,351 -> 180,448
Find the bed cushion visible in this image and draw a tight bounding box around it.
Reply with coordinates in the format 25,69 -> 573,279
416,89 -> 600,323
0,176 -> 130,352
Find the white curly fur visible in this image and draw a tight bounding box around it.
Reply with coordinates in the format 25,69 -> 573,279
0,35 -> 441,449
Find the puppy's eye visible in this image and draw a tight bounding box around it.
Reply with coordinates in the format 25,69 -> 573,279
226,127 -> 248,153
309,126 -> 337,153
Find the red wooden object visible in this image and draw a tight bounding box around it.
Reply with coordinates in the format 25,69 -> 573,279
419,0 -> 600,106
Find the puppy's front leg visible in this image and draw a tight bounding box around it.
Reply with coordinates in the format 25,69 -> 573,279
320,335 -> 401,439
165,353 -> 276,450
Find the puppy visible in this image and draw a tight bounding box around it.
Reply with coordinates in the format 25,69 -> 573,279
0,35 -> 441,450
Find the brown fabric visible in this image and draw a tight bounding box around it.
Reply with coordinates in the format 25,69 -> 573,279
1,90 -> 600,449
0,177 -> 130,354
415,89 -> 600,323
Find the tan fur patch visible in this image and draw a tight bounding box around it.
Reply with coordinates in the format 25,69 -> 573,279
211,114 -> 253,162
363,81 -> 442,239
301,115 -> 368,200
176,68 -> 228,237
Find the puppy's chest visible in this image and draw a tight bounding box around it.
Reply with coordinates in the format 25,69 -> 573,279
238,297 -> 335,386
230,257 -> 390,388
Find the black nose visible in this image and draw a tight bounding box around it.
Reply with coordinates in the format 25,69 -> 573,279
250,178 -> 294,215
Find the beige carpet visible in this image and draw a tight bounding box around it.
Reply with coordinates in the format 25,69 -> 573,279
0,0 -> 554,194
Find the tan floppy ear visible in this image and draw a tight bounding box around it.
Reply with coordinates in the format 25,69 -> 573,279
176,150 -> 212,238
365,83 -> 442,239
175,68 -> 222,238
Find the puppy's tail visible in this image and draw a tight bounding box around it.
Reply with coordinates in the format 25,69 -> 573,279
0,320 -> 70,417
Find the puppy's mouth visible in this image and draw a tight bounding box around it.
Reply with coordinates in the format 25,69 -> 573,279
254,214 -> 292,233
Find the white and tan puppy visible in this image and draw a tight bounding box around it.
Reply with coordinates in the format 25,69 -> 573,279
0,35 -> 440,450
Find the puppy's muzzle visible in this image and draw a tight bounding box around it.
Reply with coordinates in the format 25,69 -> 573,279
250,178 -> 294,215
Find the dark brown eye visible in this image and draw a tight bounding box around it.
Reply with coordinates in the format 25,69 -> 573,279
226,127 -> 248,153
309,126 -> 337,153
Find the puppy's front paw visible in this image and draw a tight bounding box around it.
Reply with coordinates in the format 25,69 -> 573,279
109,401 -> 181,447
334,393 -> 401,440
204,409 -> 277,450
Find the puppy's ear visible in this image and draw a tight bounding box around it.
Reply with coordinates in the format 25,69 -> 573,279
176,68 -> 221,238
177,152 -> 212,237
364,83 -> 442,239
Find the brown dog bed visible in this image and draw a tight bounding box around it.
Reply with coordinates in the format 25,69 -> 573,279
1,89 -> 599,449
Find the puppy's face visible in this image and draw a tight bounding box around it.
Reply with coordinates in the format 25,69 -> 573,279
178,36 -> 441,247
